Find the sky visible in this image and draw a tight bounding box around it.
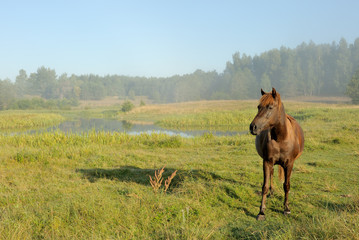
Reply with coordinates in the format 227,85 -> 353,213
1,0 -> 359,81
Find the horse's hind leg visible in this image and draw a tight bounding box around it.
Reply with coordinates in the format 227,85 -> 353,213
283,164 -> 293,215
257,161 -> 273,221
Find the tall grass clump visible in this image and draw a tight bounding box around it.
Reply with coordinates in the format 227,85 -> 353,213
141,133 -> 183,148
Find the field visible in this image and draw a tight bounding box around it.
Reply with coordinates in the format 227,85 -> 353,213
0,100 -> 358,239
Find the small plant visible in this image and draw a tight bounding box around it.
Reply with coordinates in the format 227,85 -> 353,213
149,166 -> 177,193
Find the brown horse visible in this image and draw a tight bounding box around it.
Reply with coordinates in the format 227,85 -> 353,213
250,88 -> 304,221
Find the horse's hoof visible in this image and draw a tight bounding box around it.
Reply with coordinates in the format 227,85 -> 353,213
283,210 -> 291,216
256,214 -> 266,221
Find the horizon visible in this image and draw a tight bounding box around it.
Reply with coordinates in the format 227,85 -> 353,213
1,1 -> 359,81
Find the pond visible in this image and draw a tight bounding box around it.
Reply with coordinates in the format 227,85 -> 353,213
23,118 -> 247,137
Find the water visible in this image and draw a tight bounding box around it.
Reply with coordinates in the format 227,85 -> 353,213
23,118 -> 246,137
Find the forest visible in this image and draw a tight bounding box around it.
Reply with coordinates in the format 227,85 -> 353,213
1,37 -> 359,109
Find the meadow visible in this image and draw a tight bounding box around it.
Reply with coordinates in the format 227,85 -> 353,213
0,100 -> 358,239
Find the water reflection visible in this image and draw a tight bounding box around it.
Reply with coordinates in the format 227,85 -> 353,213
21,118 -> 247,137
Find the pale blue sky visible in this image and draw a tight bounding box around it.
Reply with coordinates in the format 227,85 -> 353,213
1,0 -> 358,80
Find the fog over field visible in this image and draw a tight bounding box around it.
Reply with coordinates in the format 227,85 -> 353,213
0,37 -> 358,110
1,1 -> 359,109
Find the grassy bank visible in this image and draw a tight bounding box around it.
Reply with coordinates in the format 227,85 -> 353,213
0,112 -> 65,131
0,101 -> 358,239
157,110 -> 255,131
119,100 -> 256,129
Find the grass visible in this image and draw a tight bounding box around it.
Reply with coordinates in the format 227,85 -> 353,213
0,100 -> 358,239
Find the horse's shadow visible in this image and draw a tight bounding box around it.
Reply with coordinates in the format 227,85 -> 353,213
76,166 -> 261,218
76,166 -> 237,188
315,199 -> 359,213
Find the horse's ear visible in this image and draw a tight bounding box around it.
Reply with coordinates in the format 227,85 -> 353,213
261,88 -> 265,96
271,88 -> 277,98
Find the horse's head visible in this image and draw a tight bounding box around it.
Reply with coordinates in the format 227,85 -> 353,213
250,88 -> 282,135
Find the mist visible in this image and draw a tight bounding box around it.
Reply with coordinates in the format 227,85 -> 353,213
1,38 -> 359,110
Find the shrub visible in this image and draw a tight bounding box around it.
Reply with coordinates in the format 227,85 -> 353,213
8,97 -> 78,110
121,101 -> 135,112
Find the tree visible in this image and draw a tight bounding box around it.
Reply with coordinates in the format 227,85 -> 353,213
260,73 -> 271,92
346,67 -> 359,104
3,37 -> 359,104
28,66 -> 57,98
128,89 -> 136,100
15,69 -> 29,97
80,81 -> 105,100
0,79 -> 16,110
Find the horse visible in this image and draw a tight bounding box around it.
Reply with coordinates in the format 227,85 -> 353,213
249,88 -> 304,221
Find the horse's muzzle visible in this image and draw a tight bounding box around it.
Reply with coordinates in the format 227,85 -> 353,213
250,123 -> 258,135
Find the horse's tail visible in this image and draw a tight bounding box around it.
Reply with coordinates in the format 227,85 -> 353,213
278,165 -> 285,182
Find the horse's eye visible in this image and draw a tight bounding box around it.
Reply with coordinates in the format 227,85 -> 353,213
268,105 -> 273,110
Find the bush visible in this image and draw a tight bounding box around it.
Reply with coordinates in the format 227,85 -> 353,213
121,101 -> 135,112
8,97 -> 78,110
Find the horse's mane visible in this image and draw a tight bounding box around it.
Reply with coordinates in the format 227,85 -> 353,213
286,114 -> 301,128
286,114 -> 295,123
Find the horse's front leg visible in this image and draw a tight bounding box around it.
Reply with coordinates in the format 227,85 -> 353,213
269,166 -> 274,197
257,160 -> 273,221
283,164 -> 293,215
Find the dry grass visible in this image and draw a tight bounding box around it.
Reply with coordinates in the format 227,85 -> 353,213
128,98 -> 358,119
130,100 -> 257,115
78,96 -> 151,108
287,96 -> 351,103
149,166 -> 165,193
164,170 -> 177,192
149,166 -> 178,193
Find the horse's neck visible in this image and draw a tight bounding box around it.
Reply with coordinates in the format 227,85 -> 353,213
273,103 -> 288,141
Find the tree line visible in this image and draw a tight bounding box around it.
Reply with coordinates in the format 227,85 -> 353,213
1,37 -> 359,109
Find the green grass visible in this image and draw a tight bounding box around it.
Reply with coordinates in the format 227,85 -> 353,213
0,100 -> 358,239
